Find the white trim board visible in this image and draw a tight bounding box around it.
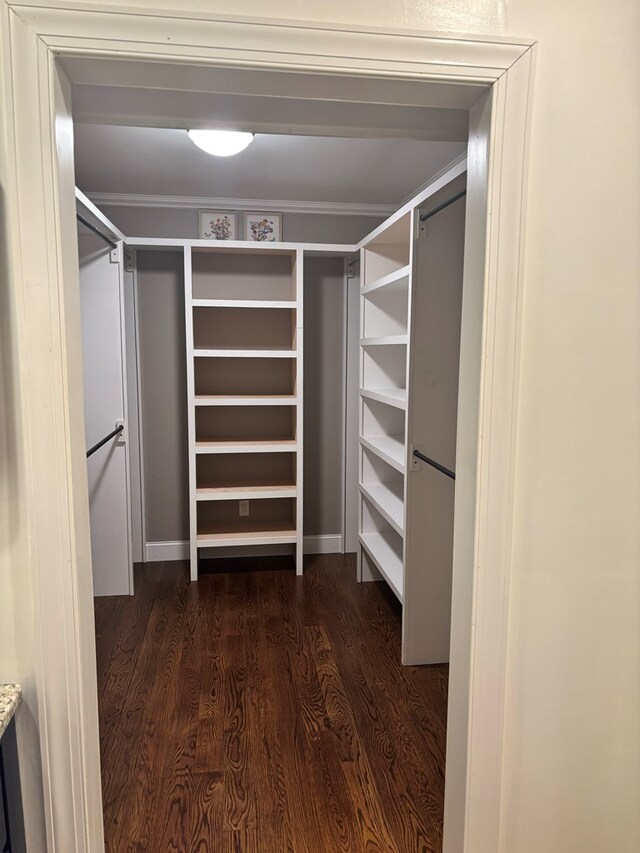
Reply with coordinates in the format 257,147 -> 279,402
75,187 -> 126,242
145,534 -> 343,562
125,236 -> 357,253
88,192 -> 396,218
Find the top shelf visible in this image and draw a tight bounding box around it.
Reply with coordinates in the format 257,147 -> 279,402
361,265 -> 411,296
191,251 -> 296,302
362,211 -> 412,249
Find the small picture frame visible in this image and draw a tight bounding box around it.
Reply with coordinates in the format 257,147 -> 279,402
244,212 -> 282,242
199,210 -> 237,240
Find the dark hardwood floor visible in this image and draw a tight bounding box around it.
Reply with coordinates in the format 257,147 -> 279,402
94,555 -> 448,852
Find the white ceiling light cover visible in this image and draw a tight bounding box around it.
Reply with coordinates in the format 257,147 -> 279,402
187,129 -> 254,157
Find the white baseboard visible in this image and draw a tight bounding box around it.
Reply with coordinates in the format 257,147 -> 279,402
303,534 -> 343,554
144,540 -> 189,562
144,534 -> 343,562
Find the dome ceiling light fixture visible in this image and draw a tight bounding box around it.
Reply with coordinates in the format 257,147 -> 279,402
187,129 -> 254,157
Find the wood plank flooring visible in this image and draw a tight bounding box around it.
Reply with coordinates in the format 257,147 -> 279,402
94,555 -> 448,852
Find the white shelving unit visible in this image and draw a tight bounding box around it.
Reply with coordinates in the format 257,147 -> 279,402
185,245 -> 304,579
358,210 -> 412,605
357,161 -> 468,666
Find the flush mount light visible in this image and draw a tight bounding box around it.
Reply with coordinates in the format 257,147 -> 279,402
187,129 -> 254,157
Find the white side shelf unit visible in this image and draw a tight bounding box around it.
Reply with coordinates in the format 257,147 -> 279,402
358,210 -> 412,607
184,246 -> 304,579
357,159 -> 467,666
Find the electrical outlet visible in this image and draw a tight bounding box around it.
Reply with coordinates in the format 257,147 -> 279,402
239,500 -> 249,517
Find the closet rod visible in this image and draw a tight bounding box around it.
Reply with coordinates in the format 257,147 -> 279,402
419,189 -> 467,223
77,213 -> 118,250
87,424 -> 123,459
412,449 -> 455,480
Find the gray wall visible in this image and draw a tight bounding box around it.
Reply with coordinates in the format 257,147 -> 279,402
303,256 -> 345,537
135,249 -> 346,545
136,251 -> 189,542
101,204 -> 382,244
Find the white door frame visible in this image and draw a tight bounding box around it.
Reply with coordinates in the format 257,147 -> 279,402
0,4 -> 534,850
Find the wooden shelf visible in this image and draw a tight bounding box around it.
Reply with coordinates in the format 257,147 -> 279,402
361,265 -> 411,296
192,299 -> 296,309
197,521 -> 297,548
195,439 -> 296,454
196,484 -> 297,501
360,335 -> 408,347
360,435 -> 405,473
194,394 -> 298,407
358,532 -> 403,603
360,388 -> 407,410
194,347 -> 297,359
359,483 -> 404,536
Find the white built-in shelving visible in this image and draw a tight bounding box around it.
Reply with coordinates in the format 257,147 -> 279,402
185,245 -> 304,578
358,210 -> 412,606
357,159 -> 468,666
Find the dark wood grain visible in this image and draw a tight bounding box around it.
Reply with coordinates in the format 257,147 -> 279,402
95,554 -> 448,852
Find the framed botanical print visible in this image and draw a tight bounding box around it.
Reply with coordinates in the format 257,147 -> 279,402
244,212 -> 282,242
199,210 -> 237,240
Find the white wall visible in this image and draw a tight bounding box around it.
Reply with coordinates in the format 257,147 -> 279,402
0,189 -> 45,849
501,3 -> 640,850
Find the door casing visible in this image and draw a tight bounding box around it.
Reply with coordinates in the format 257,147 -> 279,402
0,4 -> 534,850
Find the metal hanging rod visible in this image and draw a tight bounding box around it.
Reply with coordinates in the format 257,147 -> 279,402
412,449 -> 455,480
86,424 -> 123,459
77,213 -> 118,250
419,190 -> 467,223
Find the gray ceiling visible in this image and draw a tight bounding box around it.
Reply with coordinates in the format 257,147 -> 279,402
73,124 -> 466,206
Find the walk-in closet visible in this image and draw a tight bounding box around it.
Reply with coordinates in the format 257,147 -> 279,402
72,60 -> 476,850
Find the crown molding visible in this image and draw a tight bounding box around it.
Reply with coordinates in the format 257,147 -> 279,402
86,192 -> 395,218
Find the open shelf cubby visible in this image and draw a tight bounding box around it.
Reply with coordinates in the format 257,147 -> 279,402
359,498 -> 404,603
360,447 -> 405,535
192,305 -> 297,352
195,406 -> 296,444
360,396 -> 406,472
196,452 -> 296,491
194,357 -> 297,397
191,248 -> 296,302
197,498 -> 297,543
362,344 -> 407,393
362,287 -> 408,339
361,212 -> 411,287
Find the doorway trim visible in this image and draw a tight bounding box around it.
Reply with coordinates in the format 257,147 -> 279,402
0,4 -> 534,850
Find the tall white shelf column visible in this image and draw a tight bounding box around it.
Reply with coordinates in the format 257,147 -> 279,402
358,211 -> 412,605
184,245 -> 304,579
357,161 -> 467,665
